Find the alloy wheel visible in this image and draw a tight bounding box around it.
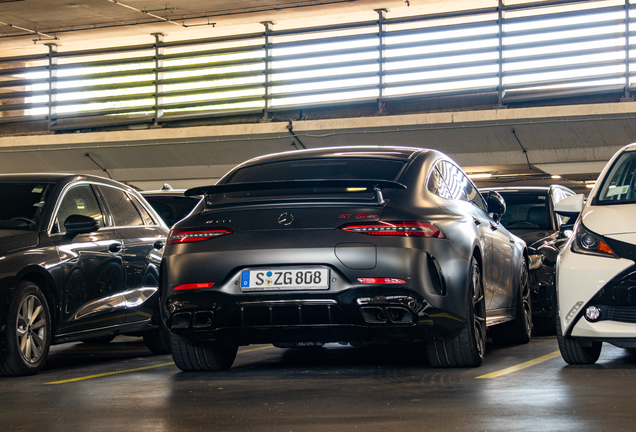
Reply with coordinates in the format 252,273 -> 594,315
16,294 -> 47,364
472,261 -> 486,358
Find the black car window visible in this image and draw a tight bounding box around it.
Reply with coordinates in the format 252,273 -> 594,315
0,182 -> 54,230
53,184 -> 104,234
225,158 -> 405,183
144,196 -> 200,227
99,186 -> 144,227
498,193 -> 551,230
131,196 -> 156,225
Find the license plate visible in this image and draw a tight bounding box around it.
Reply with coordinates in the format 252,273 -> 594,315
240,268 -> 330,291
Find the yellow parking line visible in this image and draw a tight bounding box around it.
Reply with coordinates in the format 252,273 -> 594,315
45,362 -> 175,384
475,350 -> 561,379
237,345 -> 276,354
45,345 -> 276,385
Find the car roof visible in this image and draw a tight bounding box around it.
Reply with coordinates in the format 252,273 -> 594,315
480,185 -> 575,194
480,186 -> 551,193
234,146 -> 426,166
0,173 -> 136,190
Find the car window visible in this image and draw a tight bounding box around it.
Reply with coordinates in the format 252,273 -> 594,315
427,164 -> 452,199
144,195 -> 200,227
498,193 -> 551,230
53,184 -> 104,234
437,162 -> 468,201
98,185 -> 144,227
131,196 -> 156,225
225,158 -> 405,183
0,182 -> 54,230
597,151 -> 636,204
459,168 -> 487,211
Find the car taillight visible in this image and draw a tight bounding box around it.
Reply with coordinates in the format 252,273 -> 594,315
358,278 -> 406,284
339,221 -> 446,238
167,229 -> 233,244
174,282 -> 214,290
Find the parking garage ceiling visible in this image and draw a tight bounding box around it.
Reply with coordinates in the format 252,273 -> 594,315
1,0 -> 635,193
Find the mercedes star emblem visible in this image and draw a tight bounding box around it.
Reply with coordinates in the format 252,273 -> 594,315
278,212 -> 294,226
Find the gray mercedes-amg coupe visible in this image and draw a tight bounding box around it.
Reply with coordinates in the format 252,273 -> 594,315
160,146 -> 531,371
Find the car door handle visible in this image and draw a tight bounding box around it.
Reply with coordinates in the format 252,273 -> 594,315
490,222 -> 498,230
153,240 -> 165,249
109,243 -> 122,253
472,217 -> 482,226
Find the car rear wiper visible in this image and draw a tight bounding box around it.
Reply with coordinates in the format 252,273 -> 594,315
186,179 -> 407,205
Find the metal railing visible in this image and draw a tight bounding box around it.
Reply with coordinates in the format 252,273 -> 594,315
0,0 -> 634,131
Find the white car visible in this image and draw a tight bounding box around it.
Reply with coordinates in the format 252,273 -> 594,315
555,143 -> 636,364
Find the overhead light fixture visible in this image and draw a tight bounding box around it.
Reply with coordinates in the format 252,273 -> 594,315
586,184 -> 596,189
551,175 -> 562,179
467,173 -> 492,179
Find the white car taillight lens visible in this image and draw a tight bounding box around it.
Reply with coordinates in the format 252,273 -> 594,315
339,221 -> 446,238
167,229 -> 233,244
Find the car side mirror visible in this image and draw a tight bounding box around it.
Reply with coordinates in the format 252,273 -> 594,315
554,194 -> 584,220
486,190 -> 506,222
64,214 -> 99,235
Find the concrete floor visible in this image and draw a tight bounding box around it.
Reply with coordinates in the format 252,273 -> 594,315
1,336 -> 635,432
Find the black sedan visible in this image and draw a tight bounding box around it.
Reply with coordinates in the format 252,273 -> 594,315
161,147 -> 531,371
480,185 -> 576,335
0,174 -> 170,376
141,186 -> 201,228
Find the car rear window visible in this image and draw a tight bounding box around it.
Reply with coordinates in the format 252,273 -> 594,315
225,158 -> 405,183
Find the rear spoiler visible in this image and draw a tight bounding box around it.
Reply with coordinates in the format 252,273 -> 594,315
185,179 -> 407,205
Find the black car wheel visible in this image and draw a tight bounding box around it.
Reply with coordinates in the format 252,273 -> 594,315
491,257 -> 532,345
170,334 -> 238,371
0,281 -> 52,376
427,257 -> 485,367
556,314 -> 602,365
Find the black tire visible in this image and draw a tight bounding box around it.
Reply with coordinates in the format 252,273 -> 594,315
556,313 -> 602,365
533,285 -> 557,336
426,257 -> 485,368
81,335 -> 116,344
490,257 -> 532,345
0,281 -> 52,376
170,333 -> 237,371
143,322 -> 171,355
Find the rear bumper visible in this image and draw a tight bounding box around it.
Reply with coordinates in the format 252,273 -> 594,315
164,287 -> 466,346
161,231 -> 471,346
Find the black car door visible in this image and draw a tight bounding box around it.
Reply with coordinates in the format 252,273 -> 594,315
96,185 -> 166,324
49,183 -> 127,335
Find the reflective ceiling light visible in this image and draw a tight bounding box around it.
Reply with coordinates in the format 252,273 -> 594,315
551,175 -> 562,179
467,173 -> 492,179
